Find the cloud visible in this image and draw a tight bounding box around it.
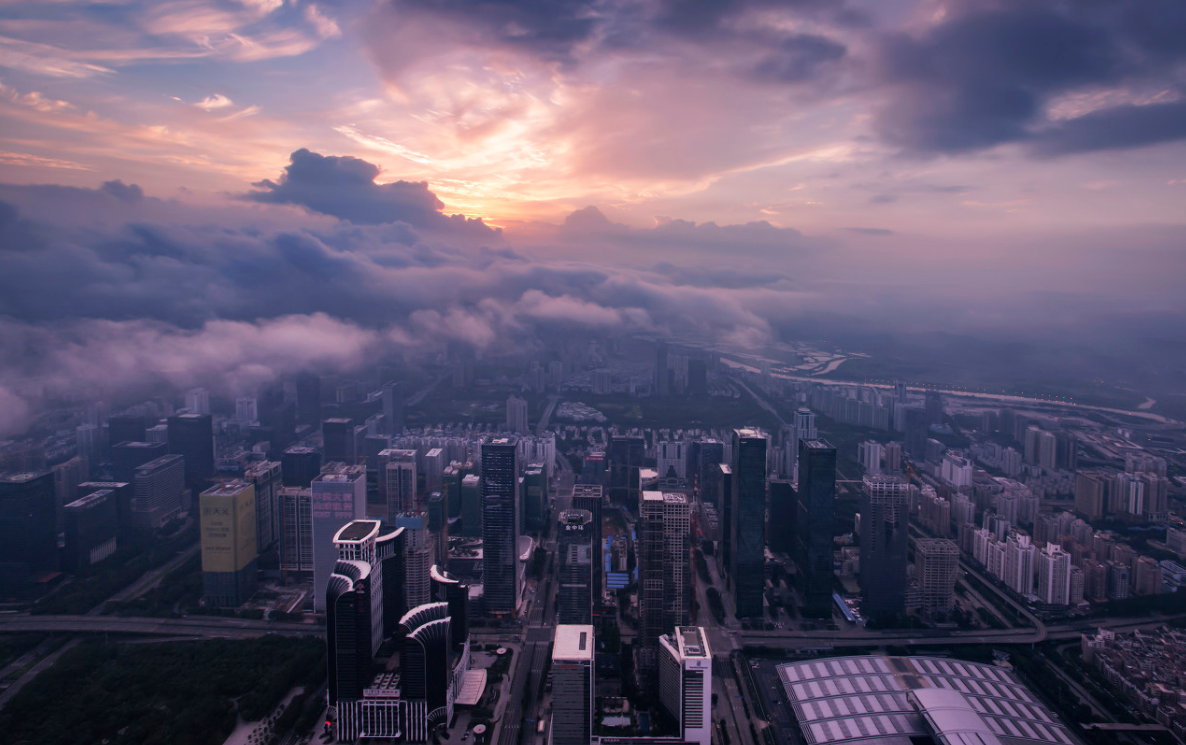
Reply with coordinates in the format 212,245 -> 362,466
304,3 -> 341,40
873,1 -> 1186,155
847,227 -> 893,235
749,33 -> 847,83
195,93 -> 234,110
245,148 -> 498,234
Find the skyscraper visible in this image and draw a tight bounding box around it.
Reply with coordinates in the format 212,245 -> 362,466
768,479 -> 795,555
184,387 -> 210,415
731,427 -> 768,619
430,564 -> 469,651
131,454 -> 185,531
697,439 -> 724,500
795,439 -> 836,617
295,372 -> 322,425
381,381 -> 404,435
638,491 -> 691,677
398,602 -> 454,726
608,435 -> 644,506
572,484 -> 604,599
333,520 -> 385,654
913,538 -> 959,618
312,464 -> 367,612
506,394 -> 529,434
482,436 -> 519,615
281,445 -> 321,488
658,627 -> 713,745
244,460 -> 281,553
558,509 -> 594,624
859,475 -> 911,619
460,473 -> 481,537
326,559 -> 374,706
380,448 -> 418,517
111,440 -> 167,483
427,491 -> 448,568
552,625 -> 595,745
1037,544 -> 1071,606
167,412 -> 214,490
395,510 -> 431,609
278,486 -> 313,574
322,418 -> 355,464
199,481 -> 258,608
107,415 -> 147,449
0,471 -> 57,595
62,489 -> 118,571
376,526 -> 406,637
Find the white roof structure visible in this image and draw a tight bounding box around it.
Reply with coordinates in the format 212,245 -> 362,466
553,624 -> 595,661
454,669 -> 487,707
777,656 -> 1077,745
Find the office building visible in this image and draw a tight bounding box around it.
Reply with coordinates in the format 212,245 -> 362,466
322,418 -> 355,464
430,564 -> 469,651
0,472 -> 57,594
51,456 -> 87,529
858,440 -> 882,475
552,625 -> 595,745
77,481 -> 132,537
731,428 -> 768,619
333,520 -> 385,654
131,454 -> 185,531
481,436 -> 519,615
579,451 -> 607,486
506,395 -> 529,434
62,489 -> 119,571
107,415 -> 148,449
199,481 -> 258,608
111,441 -> 167,483
639,491 -> 691,676
657,441 -> 689,480
312,464 -> 367,612
278,486 -> 313,573
608,435 -> 644,506
296,372 -> 322,425
244,460 -> 281,553
558,509 -> 594,624
767,479 -> 795,555
399,602 -> 455,727
913,539 -> 959,618
521,464 -> 546,533
396,510 -> 432,609
167,412 -> 214,489
658,626 -> 712,745
326,559 -> 375,707
460,473 -> 481,537
697,439 -> 725,499
382,381 -> 404,435
795,439 -> 836,617
427,492 -> 448,568
281,445 -> 321,488
235,397 -> 258,425
381,449 -> 418,517
377,526 -> 406,637
859,475 -> 911,619
184,387 -> 210,415
572,484 -> 604,598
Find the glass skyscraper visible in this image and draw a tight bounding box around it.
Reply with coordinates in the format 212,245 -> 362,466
731,428 -> 768,619
795,439 -> 837,618
481,436 -> 519,615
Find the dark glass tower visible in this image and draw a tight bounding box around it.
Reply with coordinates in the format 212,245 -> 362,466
399,602 -> 453,720
481,436 -> 519,615
111,441 -> 166,483
795,440 -> 836,618
608,436 -> 644,507
571,484 -> 604,601
731,428 -> 768,619
166,412 -> 214,489
376,526 -> 406,638
281,445 -> 322,488
557,509 -> 594,625
859,475 -> 911,620
321,418 -> 355,464
326,560 -> 374,706
0,471 -> 57,595
768,478 -> 795,556
295,372 -> 321,426
430,565 -> 469,651
107,415 -> 147,450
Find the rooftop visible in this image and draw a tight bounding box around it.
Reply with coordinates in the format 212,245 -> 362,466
64,490 -> 112,509
334,519 -> 381,543
676,626 -> 709,658
201,480 -> 252,496
553,624 -> 595,661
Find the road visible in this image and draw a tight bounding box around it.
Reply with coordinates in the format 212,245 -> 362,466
0,637 -> 81,710
536,395 -> 560,437
0,614 -> 321,638
90,543 -> 201,615
734,379 -> 788,429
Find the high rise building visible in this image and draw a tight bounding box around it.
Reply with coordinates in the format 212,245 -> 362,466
326,558 -> 375,707
506,395 -> 529,435
608,435 -> 644,506
244,460 -> 281,553
657,441 -> 689,480
0,472 -> 58,594
235,397 -> 258,425
1037,544 -> 1071,606
377,526 -> 406,638
552,625 -> 595,745
731,428 -> 768,619
481,436 -> 519,615
924,391 -> 943,425
333,520 -> 385,654
380,449 -> 417,517
913,539 -> 959,618
131,454 -> 185,531
1002,533 -> 1035,596
199,481 -> 258,608
51,456 -> 87,529
697,439 -> 725,498
522,464 -> 547,533
572,483 -> 604,599
278,486 -> 313,573
859,475 -> 911,619
111,441 -> 167,483
382,381 -> 404,436
638,491 -> 691,676
62,489 -> 118,571
579,451 -> 607,486
883,441 -> 903,473
312,464 -> 367,612
184,387 -> 211,415
166,412 -> 214,490
107,415 -> 148,449
430,565 -> 469,651
322,418 -> 355,464
654,340 -> 669,397
558,509 -> 594,625
295,372 -> 322,425
398,602 -> 455,727
427,492 -> 448,569
768,479 -> 795,555
658,626 -> 712,745
460,473 -> 481,537
281,445 -> 321,488
858,440 -> 883,475
395,510 -> 431,609
796,439 -> 837,618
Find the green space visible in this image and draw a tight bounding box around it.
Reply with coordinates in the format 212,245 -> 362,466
0,636 -> 326,745
0,632 -> 48,670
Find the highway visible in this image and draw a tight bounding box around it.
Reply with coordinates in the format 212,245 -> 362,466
0,614 -> 321,638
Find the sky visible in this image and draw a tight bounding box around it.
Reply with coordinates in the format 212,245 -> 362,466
0,0 -> 1185,433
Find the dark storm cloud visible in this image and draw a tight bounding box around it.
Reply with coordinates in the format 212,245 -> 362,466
874,1 -> 1186,155
390,0 -> 599,60
245,149 -> 498,235
749,33 -> 846,83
